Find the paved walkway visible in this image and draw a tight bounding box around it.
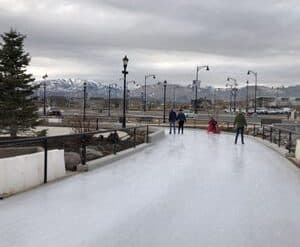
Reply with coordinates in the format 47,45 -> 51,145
1,130 -> 300,247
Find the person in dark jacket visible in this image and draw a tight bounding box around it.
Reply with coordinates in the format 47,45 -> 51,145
176,109 -> 186,134
234,110 -> 247,144
168,109 -> 177,134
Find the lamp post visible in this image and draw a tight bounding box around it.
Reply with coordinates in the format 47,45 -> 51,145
193,65 -> 209,114
140,92 -> 144,111
225,83 -> 233,112
247,70 -> 258,113
83,81 -> 87,122
246,80 -> 249,114
144,74 -> 156,111
122,55 -> 129,128
173,85 -> 177,108
226,77 -> 238,112
42,74 -> 48,116
108,84 -> 111,117
126,80 -> 138,112
163,80 -> 167,123
107,83 -> 118,117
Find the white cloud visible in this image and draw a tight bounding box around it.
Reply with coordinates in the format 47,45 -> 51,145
1,0 -> 300,85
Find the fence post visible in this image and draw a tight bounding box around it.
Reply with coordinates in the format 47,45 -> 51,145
262,126 -> 265,139
278,129 -> 281,147
270,127 -> 273,143
43,138 -> 48,184
253,124 -> 256,136
288,132 -> 292,153
113,130 -> 117,154
81,133 -> 87,165
96,118 -> 99,130
133,128 -> 136,148
146,125 -> 149,143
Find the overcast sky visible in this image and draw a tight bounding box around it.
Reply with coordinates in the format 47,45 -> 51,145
1,0 -> 300,87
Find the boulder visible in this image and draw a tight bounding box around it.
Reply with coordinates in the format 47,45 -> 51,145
86,147 -> 103,160
107,132 -> 120,143
64,152 -> 81,171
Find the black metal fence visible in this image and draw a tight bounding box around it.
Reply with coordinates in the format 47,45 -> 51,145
0,125 -> 150,184
260,125 -> 299,153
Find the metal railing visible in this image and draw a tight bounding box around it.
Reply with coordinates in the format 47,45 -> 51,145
40,115 -> 300,154
260,125 -> 299,153
0,125 -> 150,184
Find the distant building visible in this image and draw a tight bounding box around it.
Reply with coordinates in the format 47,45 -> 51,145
256,96 -> 300,108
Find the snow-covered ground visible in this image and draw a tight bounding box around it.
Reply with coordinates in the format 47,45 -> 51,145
1,130 -> 300,247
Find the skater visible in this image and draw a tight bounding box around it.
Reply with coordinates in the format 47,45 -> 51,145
207,117 -> 218,133
168,109 -> 177,134
177,109 -> 186,134
234,110 -> 247,144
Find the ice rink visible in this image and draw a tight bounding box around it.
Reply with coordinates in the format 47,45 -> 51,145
1,129 -> 300,247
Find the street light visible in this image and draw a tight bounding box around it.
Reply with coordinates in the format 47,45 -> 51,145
226,77 -> 238,112
140,92 -> 144,111
122,55 -> 129,128
173,85 -> 177,108
127,80 -> 138,112
225,83 -> 233,112
144,74 -> 156,111
193,65 -> 209,113
163,80 -> 167,123
247,70 -> 258,113
83,81 -> 87,122
42,74 -> 48,116
246,80 -> 249,114
107,83 -> 118,117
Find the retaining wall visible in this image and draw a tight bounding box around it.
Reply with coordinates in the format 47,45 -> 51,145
0,150 -> 66,198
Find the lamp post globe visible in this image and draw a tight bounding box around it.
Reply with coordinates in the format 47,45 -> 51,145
123,55 -> 128,68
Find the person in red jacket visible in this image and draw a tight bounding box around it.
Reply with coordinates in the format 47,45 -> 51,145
207,117 -> 220,133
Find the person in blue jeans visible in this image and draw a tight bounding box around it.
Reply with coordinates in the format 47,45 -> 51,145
168,109 -> 177,134
234,111 -> 247,144
177,109 -> 187,134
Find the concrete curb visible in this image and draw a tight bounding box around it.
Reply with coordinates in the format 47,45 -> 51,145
148,127 -> 165,143
87,127 -> 165,171
247,135 -> 289,157
87,143 -> 149,170
221,130 -> 290,158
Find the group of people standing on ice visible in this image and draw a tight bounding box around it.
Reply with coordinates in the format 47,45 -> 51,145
168,108 -> 187,134
168,108 -> 247,144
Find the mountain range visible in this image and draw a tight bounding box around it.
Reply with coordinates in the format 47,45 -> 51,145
34,78 -> 300,103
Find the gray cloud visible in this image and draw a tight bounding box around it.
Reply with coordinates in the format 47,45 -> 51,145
1,0 -> 300,86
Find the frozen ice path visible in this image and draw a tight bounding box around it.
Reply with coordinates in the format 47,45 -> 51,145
1,129 -> 300,247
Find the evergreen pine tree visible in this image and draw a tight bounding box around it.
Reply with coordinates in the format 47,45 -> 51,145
0,29 -> 39,138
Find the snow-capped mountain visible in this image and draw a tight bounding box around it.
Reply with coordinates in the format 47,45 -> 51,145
34,78 -> 122,98
33,78 -> 300,102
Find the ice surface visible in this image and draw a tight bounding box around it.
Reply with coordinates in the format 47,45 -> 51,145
1,130 -> 300,247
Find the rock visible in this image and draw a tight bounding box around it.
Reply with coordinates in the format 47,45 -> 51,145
107,132 -> 120,143
86,147 -> 103,160
64,152 -> 81,171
